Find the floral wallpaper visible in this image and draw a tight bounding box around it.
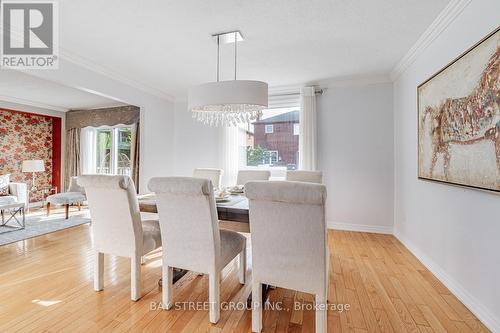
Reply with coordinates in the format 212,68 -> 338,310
0,109 -> 60,202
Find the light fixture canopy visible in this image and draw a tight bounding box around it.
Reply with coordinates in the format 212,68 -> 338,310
188,31 -> 268,126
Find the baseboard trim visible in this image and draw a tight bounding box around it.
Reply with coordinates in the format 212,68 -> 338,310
27,201 -> 44,208
327,221 -> 393,234
394,230 -> 500,333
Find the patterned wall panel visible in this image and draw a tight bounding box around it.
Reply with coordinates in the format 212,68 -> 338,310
0,108 -> 61,202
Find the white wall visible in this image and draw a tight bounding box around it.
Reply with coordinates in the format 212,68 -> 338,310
393,0 -> 500,330
317,83 -> 394,232
23,58 -> 175,192
172,100 -> 221,176
170,84 -> 395,232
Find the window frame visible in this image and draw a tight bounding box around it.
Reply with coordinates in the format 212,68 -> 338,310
264,124 -> 274,134
93,125 -> 132,176
265,150 -> 279,165
235,106 -> 300,180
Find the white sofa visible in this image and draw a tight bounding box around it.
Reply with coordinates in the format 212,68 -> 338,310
0,182 -> 28,207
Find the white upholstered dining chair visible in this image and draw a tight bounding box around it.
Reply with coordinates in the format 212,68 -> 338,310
236,170 -> 270,185
246,181 -> 328,333
148,177 -> 247,324
78,175 -> 162,301
286,170 -> 323,183
193,168 -> 223,190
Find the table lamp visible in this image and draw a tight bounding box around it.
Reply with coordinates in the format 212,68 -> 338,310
22,160 -> 45,191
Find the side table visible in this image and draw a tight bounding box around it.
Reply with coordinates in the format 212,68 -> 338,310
0,202 -> 26,234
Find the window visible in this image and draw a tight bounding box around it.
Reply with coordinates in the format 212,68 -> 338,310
237,107 -> 300,178
91,126 -> 132,176
265,151 -> 279,165
95,129 -> 111,174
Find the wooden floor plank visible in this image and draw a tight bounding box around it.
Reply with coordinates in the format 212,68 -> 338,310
0,211 -> 490,332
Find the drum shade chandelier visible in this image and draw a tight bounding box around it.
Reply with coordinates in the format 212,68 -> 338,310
188,31 -> 268,126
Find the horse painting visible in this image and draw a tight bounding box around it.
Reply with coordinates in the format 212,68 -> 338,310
418,28 -> 499,192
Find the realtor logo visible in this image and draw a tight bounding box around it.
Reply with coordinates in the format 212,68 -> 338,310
1,1 -> 58,69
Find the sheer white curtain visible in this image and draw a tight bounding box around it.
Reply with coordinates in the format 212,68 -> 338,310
220,126 -> 239,187
80,127 -> 96,174
299,87 -> 318,170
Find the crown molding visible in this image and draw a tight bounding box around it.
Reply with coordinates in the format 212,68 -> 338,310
390,0 -> 472,81
0,94 -> 68,112
268,84 -> 303,95
268,74 -> 392,94
1,27 -> 175,103
317,74 -> 392,88
59,50 -> 176,103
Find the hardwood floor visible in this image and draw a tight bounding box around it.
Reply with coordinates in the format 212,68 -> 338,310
0,215 -> 489,332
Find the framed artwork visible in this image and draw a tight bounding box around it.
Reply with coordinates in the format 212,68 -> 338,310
418,27 -> 499,192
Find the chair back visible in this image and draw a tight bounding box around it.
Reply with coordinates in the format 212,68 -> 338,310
193,168 -> 223,190
78,175 -> 142,257
68,176 -> 85,193
286,170 -> 323,183
246,181 -> 328,295
236,170 -> 270,185
148,177 -> 220,273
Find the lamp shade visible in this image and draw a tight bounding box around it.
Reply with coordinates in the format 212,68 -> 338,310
188,80 -> 268,111
188,80 -> 268,126
22,160 -> 45,172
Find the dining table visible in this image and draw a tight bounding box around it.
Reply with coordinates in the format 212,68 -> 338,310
138,192 -> 250,223
137,192 -> 269,306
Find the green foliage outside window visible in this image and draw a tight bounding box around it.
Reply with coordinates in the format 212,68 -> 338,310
247,145 -> 276,166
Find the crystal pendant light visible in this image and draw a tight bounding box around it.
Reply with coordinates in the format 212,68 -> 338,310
188,31 -> 268,126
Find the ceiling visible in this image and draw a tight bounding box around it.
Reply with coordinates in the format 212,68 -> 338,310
0,70 -> 125,111
58,0 -> 450,98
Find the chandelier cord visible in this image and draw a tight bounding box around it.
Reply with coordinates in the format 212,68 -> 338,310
216,35 -> 220,82
189,31 -> 267,127
234,31 -> 237,80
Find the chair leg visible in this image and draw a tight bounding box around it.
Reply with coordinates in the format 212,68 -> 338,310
131,255 -> 142,301
315,294 -> 327,333
163,265 -> 173,309
209,272 -> 220,324
65,204 -> 69,219
77,202 -> 81,211
238,247 -> 246,284
46,202 -> 51,216
252,282 -> 262,333
94,251 -> 104,291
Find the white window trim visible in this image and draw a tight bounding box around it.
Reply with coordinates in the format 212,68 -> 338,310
225,106 -> 301,183
92,125 -> 132,175
293,123 -> 299,135
265,124 -> 274,134
266,150 -> 278,165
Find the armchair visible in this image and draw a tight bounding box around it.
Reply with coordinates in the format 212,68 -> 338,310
0,181 -> 28,207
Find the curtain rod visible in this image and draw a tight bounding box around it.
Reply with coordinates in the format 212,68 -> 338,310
268,89 -> 324,97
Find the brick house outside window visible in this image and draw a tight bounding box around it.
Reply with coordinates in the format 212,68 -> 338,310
252,111 -> 299,169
